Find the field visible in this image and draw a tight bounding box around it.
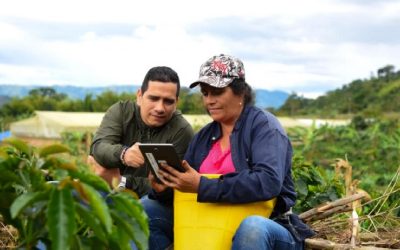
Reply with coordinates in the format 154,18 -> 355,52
183,114 -> 350,130
1,115 -> 399,249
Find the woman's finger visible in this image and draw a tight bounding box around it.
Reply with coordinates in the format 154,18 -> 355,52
159,174 -> 176,188
181,160 -> 192,171
160,169 -> 175,182
160,163 -> 180,176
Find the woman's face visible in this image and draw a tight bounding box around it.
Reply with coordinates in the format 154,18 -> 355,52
200,83 -> 244,124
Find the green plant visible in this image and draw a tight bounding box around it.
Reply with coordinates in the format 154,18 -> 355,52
0,138 -> 148,250
61,131 -> 92,156
292,154 -> 344,213
288,118 -> 400,191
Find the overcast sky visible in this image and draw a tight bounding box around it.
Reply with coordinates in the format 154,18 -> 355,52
1,0 -> 400,98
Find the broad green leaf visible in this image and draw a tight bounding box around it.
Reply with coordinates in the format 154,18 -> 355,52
73,235 -> 107,250
0,170 -> 20,184
47,187 -> 76,250
39,144 -> 70,158
0,148 -> 9,160
70,171 -> 110,192
80,183 -> 112,234
0,191 -> 17,221
3,138 -> 32,157
58,162 -> 78,171
108,227 -> 131,250
42,157 -> 77,171
75,203 -> 107,245
70,180 -> 89,202
110,210 -> 148,250
40,157 -> 59,170
109,193 -> 148,236
295,178 -> 308,197
10,191 -> 48,219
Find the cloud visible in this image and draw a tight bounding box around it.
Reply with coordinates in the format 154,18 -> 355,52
6,19 -> 139,41
1,0 -> 400,98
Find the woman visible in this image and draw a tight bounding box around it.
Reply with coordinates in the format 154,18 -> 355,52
142,54 -> 314,250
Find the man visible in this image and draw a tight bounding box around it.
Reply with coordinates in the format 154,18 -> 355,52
89,66 -> 194,197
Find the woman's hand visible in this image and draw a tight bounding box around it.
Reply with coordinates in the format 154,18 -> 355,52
158,160 -> 201,193
148,172 -> 169,193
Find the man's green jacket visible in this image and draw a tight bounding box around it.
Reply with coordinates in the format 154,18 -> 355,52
90,100 -> 194,197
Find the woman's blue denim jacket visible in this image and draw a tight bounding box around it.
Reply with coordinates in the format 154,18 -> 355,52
184,105 -> 296,215
149,105 -> 315,241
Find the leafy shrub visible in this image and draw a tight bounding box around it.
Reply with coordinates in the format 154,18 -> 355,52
61,131 -> 92,156
288,118 -> 400,190
292,154 -> 344,213
0,138 -> 148,250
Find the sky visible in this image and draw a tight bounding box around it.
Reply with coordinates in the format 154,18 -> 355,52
1,0 -> 400,98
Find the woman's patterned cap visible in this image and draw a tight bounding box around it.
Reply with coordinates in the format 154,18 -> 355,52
190,54 -> 245,89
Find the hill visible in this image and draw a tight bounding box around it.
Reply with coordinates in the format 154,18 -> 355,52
0,85 -> 139,100
255,89 -> 288,109
0,84 -> 288,109
277,64 -> 400,117
0,95 -> 11,107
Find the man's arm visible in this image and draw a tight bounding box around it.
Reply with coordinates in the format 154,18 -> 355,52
90,102 -> 126,168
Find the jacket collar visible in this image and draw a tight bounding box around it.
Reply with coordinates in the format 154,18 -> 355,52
233,105 -> 251,132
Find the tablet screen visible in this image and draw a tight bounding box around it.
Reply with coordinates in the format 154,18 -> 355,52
138,143 -> 184,183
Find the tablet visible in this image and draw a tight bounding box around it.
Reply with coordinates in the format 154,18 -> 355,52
138,143 -> 185,183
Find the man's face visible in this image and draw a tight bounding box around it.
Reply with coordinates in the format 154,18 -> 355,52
137,80 -> 178,127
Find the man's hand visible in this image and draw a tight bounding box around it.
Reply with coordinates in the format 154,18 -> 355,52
123,142 -> 145,168
87,155 -> 121,187
158,160 -> 201,193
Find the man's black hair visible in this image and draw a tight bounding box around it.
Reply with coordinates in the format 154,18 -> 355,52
141,66 -> 180,97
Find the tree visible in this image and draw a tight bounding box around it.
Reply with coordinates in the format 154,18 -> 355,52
29,87 -> 67,100
92,91 -> 135,112
177,88 -> 205,114
277,93 -> 311,116
0,97 -> 34,117
377,65 -> 395,82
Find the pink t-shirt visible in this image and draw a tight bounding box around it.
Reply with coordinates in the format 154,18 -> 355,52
199,139 -> 235,174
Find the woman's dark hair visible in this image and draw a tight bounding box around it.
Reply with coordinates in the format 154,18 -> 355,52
229,78 -> 254,106
141,66 -> 180,97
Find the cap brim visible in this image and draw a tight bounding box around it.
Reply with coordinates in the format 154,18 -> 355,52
189,76 -> 233,89
189,81 -> 201,89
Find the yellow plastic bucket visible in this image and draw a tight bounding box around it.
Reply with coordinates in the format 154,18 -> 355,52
173,174 -> 276,250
